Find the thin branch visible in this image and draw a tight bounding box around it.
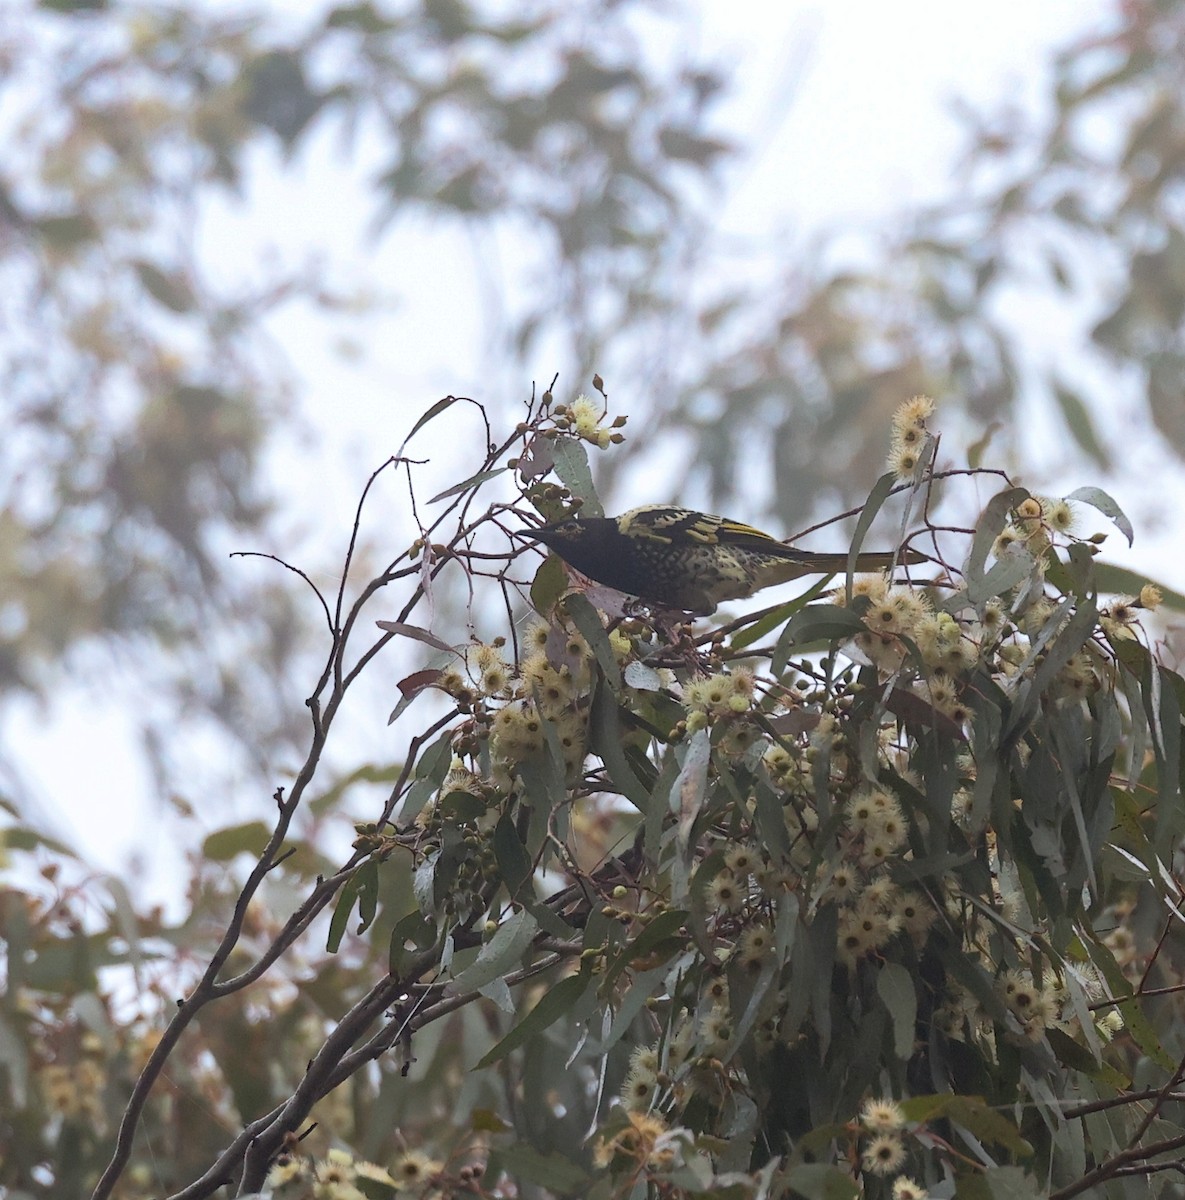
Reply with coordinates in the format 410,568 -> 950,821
92,728 -> 330,1199
234,945 -> 582,1194
228,550 -> 333,634
1048,1131 -> 1185,1200
1063,1089 -> 1185,1119
333,455 -> 399,636
786,465 -> 1011,543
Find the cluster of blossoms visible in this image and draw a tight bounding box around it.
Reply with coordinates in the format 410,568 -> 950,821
399,620 -> 611,916
1100,583 -> 1163,641
843,511 -> 1162,734
680,666 -> 767,757
683,667 -> 757,724
994,494 -> 1075,558
762,710 -> 944,967
266,1146 -> 453,1199
547,392 -> 627,449
593,1109 -> 694,1177
887,394 -> 935,480
835,876 -> 936,969
426,619 -> 610,814
936,964 -> 1124,1058
925,815 -> 1128,1052
406,610 -> 650,914
845,573 -> 997,728
856,1098 -> 922,1191
846,574 -> 981,704
935,854 -> 1116,1048
999,966 -> 1061,1040
602,1086 -> 928,1196
662,661 -> 948,975
1015,966 -> 1122,1044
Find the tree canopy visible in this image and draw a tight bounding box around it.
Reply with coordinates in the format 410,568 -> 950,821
2,1 -> 1185,1198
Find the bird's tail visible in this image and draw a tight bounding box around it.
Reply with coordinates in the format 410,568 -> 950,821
765,547 -> 925,583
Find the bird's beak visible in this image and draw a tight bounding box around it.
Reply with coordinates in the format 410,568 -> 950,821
511,526 -> 556,547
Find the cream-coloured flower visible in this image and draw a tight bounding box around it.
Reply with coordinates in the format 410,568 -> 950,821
707,870 -> 745,914
892,1177 -> 929,1200
862,1133 -> 906,1175
699,1005 -> 732,1055
894,394 -> 935,428
860,1097 -> 906,1132
390,1150 -> 443,1190
267,1158 -> 304,1187
736,923 -> 773,971
724,844 -> 759,878
620,1059 -> 658,1110
1042,497 -> 1075,533
356,1160 -> 397,1185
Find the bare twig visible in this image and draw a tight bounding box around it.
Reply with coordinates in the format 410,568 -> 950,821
229,550 -> 334,634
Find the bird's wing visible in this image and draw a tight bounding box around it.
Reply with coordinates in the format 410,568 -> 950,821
617,506 -> 780,548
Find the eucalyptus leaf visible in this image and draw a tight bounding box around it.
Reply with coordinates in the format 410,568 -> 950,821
551,436 -> 603,517
451,909 -> 538,991
475,970 -> 590,1069
876,961 -> 918,1061
1067,485 -> 1134,546
427,466 -> 509,503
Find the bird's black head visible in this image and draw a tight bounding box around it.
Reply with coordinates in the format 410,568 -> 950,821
523,517 -> 593,547
516,516 -> 618,580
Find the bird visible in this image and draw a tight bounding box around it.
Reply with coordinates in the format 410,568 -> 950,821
518,505 -> 924,613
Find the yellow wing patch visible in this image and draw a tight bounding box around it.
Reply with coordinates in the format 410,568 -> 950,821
617,506 -> 780,547
711,517 -> 780,545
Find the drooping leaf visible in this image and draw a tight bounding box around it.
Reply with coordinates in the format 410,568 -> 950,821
728,577 -> 836,652
521,552 -> 563,616
399,395 -> 458,451
563,592 -> 621,691
327,859 -> 380,953
848,471 -> 898,574
954,1166 -> 1045,1200
488,1142 -> 589,1193
1067,485 -> 1134,546
1090,562 -> 1185,611
387,668 -> 443,724
551,436 -> 602,517
780,604 -> 867,649
782,1163 -> 861,1200
451,909 -> 538,992
623,660 -> 664,691
493,814 -> 534,900
475,970 -> 590,1068
876,962 -> 917,1061
427,466 -> 509,503
604,908 -> 689,985
375,620 -> 455,653
589,688 -> 652,811
388,908 -> 437,976
133,260 -> 195,312
964,487 -> 1030,581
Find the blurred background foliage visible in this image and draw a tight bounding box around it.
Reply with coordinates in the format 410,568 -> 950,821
2,0 -> 1184,790
2,0 -> 1185,1195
